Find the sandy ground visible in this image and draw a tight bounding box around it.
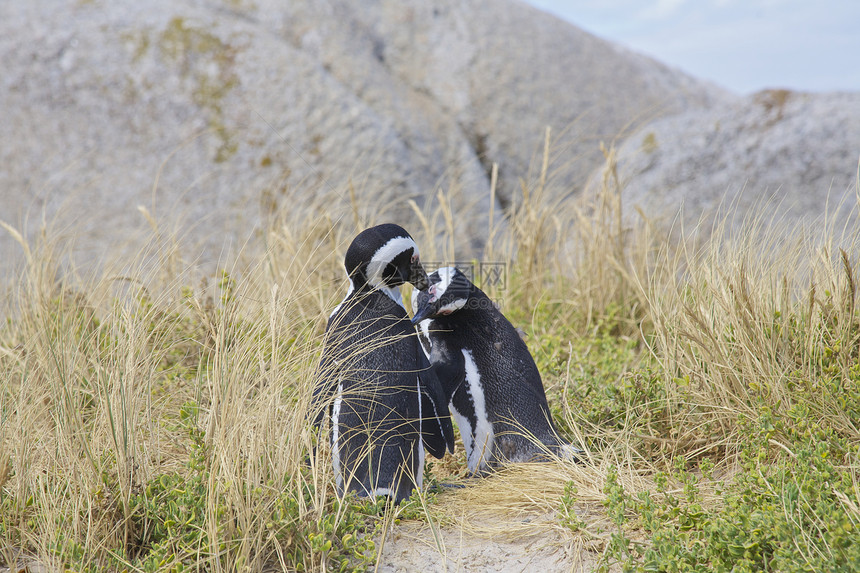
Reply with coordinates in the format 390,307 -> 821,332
0,527 -> 609,573
1,471 -> 616,573
376,521 -> 606,573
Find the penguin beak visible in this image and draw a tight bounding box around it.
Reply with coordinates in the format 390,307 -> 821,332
411,284 -> 437,324
409,265 -> 430,291
410,300 -> 435,324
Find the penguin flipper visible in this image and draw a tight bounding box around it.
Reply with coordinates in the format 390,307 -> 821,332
309,348 -> 339,432
418,357 -> 455,458
309,378 -> 333,432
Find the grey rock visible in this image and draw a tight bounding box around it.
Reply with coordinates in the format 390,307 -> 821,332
605,90 -> 860,235
0,0 -> 723,278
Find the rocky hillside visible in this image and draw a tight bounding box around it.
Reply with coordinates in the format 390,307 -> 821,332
0,0 -> 723,275
606,89 -> 860,234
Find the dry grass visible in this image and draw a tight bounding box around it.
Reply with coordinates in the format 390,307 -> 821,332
1,138 -> 859,571
639,193 -> 860,456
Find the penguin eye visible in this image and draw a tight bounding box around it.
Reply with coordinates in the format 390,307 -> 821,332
411,253 -> 419,264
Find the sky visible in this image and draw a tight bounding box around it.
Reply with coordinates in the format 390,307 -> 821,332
523,0 -> 860,95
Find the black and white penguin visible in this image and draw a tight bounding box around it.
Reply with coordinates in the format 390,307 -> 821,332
411,267 -> 577,475
312,224 -> 454,503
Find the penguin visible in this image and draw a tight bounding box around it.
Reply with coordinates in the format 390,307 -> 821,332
411,266 -> 578,475
312,224 -> 455,503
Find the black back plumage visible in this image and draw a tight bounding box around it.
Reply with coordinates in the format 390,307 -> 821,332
412,267 -> 567,473
312,225 -> 453,502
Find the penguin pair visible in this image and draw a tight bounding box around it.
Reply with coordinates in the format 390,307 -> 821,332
313,225 -> 576,503
312,224 -> 454,503
411,267 -> 578,475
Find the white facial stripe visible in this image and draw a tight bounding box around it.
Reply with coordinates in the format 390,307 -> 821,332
432,266 -> 458,299
437,297 -> 467,314
462,349 -> 494,474
366,236 -> 418,288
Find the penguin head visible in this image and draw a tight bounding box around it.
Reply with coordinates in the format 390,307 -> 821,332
410,267 -> 473,324
344,223 -> 429,291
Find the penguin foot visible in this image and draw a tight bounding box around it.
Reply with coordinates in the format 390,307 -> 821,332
559,443 -> 587,463
439,482 -> 467,489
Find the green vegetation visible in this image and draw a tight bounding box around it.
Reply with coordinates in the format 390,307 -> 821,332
1,141 -> 858,571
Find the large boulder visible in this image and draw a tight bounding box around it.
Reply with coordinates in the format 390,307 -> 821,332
606,90 -> 860,234
0,0 -> 723,276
